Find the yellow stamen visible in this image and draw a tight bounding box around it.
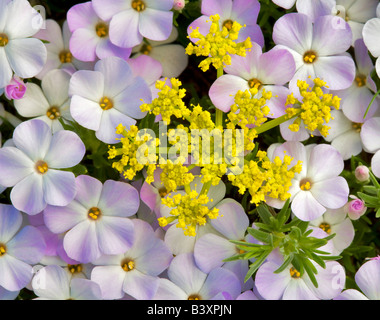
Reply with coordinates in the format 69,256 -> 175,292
319,222 -> 331,234
35,160 -> 48,175
300,179 -> 312,191
88,207 -> 101,220
188,294 -> 201,300
140,43 -> 152,55
46,106 -> 61,120
303,51 -> 317,64
0,244 -> 6,257
355,75 -> 366,88
0,33 -> 9,47
59,50 -> 73,63
95,22 -> 109,38
121,258 -> 135,272
99,97 -> 113,110
68,264 -> 83,274
131,0 -> 146,11
222,19 -> 234,31
248,78 -> 262,90
289,267 -> 301,279
352,122 -> 362,133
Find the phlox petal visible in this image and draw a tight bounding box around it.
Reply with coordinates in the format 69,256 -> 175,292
355,260 -> 380,300
91,265 -> 126,300
123,270 -> 159,300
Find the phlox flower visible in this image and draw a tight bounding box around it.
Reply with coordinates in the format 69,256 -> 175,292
14,69 -> 72,133
209,41 -> 295,117
43,175 -> 140,264
272,0 -> 333,13
360,117 -> 380,178
132,27 -> 188,78
69,56 -> 152,144
335,259 -> 380,300
0,204 -> 46,291
32,265 -> 102,300
188,0 -> 264,47
4,75 -> 26,100
91,219 -> 172,300
0,119 -> 86,215
236,290 -> 261,300
0,286 -> 19,300
363,14 -> 380,78
33,19 -> 95,79
333,39 -> 379,123
267,141 -> 349,221
153,253 -> 241,300
0,0 -> 47,88
273,13 -> 355,93
92,0 -> 174,49
67,2 -> 131,62
194,199 -> 255,291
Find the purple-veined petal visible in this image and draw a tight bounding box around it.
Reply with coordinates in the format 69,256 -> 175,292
91,265 -> 126,300
91,0 -> 130,21
123,270 -> 159,300
355,260 -> 380,300
67,2 -> 99,31
153,278 -> 187,300
109,9 -> 142,48
139,8 -> 173,42
32,265 -> 70,300
69,70 -> 104,101
0,255 -> 33,291
69,28 -> 99,62
42,170 -> 76,207
311,176 -> 349,209
0,204 -> 22,244
95,38 -> 132,61
291,190 -> 326,221
70,278 -> 102,300
201,0 -> 232,17
70,95 -> 103,131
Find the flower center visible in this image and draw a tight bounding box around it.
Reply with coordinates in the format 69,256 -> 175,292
140,43 -> 152,55
0,243 -> 6,257
319,222 -> 331,234
188,294 -> 201,300
158,186 -> 169,198
46,106 -> 61,120
289,267 -> 301,279
88,207 -> 102,220
121,258 -> 135,272
222,19 -> 234,31
95,22 -> 109,38
0,33 -> 9,47
131,0 -> 146,11
35,160 -> 49,175
99,97 -> 113,110
352,122 -> 362,133
303,51 -> 317,64
355,75 -> 366,88
59,50 -> 73,63
68,264 -> 83,274
299,178 -> 312,191
248,78 -> 262,90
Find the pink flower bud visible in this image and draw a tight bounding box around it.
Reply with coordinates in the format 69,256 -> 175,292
371,256 -> 380,261
355,165 -> 370,182
173,0 -> 185,10
345,199 -> 367,220
5,76 -> 26,100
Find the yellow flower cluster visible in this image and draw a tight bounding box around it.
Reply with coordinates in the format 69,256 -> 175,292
108,124 -> 158,183
189,105 -> 215,131
159,160 -> 195,193
158,190 -> 219,237
201,163 -> 228,185
285,78 -> 341,137
185,14 -> 252,72
140,78 -> 189,124
228,150 -> 302,205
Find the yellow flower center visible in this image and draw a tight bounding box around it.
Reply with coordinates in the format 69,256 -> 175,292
188,294 -> 201,300
88,207 -> 102,220
121,258 -> 135,272
131,0 -> 146,11
46,106 -> 61,120
222,19 -> 234,31
158,187 -> 169,198
303,51 -> 317,64
248,78 -> 262,90
289,267 -> 301,279
300,178 -> 312,191
99,97 -> 114,110
352,122 -> 362,133
140,43 -> 152,55
68,264 -> 83,274
0,33 -> 9,47
319,222 -> 331,234
59,50 -> 73,63
355,75 -> 366,88
0,244 -> 6,257
35,160 -> 49,175
95,22 -> 109,38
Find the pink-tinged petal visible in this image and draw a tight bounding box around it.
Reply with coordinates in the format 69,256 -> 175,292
139,8 -> 173,42
272,141 -> 308,174
187,15 -> 212,41
92,0 -> 130,21
355,260 -> 380,300
273,13 -> 313,54
74,175 -> 103,208
255,261 -> 291,300
361,117 -> 380,153
96,216 -> 134,255
272,0 -> 296,9
291,191 -> 326,221
32,265 -> 70,299
95,38 -> 132,61
67,2 -> 99,31
150,44 -> 188,78
0,205 -> 22,243
11,173 -> 45,215
34,19 -> 64,49
128,55 -> 162,86
0,255 -> 33,291
363,18 -> 380,58
371,150 -> 380,178
6,226 -> 45,264
237,24 -> 264,47
334,289 -> 369,300
311,177 -> 349,209
42,170 -> 76,207
354,39 -> 375,75
201,0 -> 232,17
70,96 -> 103,131
69,28 -> 99,62
140,182 -> 160,211
109,10 -> 142,48
63,220 -> 100,263
307,144 -> 344,182
123,270 -> 159,300
14,83 -> 49,117
296,0 -> 335,23
153,278 -> 188,300
231,0 -> 260,24
237,290 -> 259,300
5,38 -> 47,79
91,265 -> 126,300
283,278 -> 318,300
209,75 -> 249,112
0,48 -> 12,88
194,233 -> 236,273
44,200 -> 87,234
113,76 -> 151,119
0,147 -> 34,187
44,131 -> 85,169
265,85 -> 291,118
70,278 -> 102,300
69,70 -> 104,101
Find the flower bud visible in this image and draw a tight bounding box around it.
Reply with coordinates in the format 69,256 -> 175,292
5,76 -> 26,100
345,199 -> 367,220
355,165 -> 370,182
173,0 -> 185,11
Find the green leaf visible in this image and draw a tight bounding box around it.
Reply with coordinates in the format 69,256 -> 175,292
247,227 -> 273,245
358,192 -> 380,206
274,254 -> 294,274
257,204 -> 273,225
244,250 -> 272,283
376,208 -> 380,218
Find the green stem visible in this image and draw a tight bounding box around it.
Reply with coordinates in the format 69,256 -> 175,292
215,67 -> 224,128
200,181 -> 212,196
364,88 -> 380,119
255,111 -> 301,135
